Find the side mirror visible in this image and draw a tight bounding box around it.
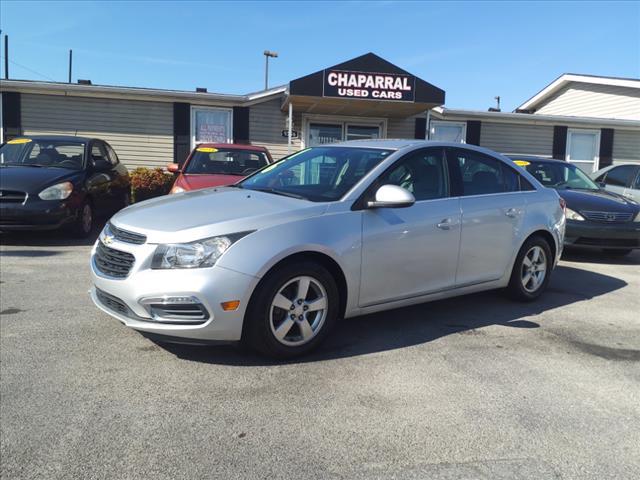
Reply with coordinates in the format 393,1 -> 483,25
167,163 -> 180,173
367,184 -> 415,209
597,181 -> 606,188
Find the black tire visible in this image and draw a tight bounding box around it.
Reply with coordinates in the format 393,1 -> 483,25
243,261 -> 339,359
507,235 -> 553,302
603,249 -> 632,256
71,200 -> 93,238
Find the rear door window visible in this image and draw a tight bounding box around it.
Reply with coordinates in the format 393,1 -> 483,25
448,148 -> 519,196
604,165 -> 637,187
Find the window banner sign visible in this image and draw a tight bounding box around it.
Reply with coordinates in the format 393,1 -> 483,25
323,69 -> 416,102
195,110 -> 230,143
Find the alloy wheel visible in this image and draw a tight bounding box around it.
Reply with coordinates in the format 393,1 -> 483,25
269,275 -> 328,347
521,245 -> 547,293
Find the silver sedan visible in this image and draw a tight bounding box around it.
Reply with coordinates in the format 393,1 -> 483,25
90,140 -> 565,358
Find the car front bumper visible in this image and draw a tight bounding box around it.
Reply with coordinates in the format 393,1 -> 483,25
89,239 -> 260,342
0,199 -> 77,231
565,220 -> 640,250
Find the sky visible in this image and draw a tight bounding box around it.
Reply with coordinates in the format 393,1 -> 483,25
0,0 -> 638,111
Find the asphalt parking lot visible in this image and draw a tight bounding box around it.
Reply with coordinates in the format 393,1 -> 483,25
1,227 -> 639,480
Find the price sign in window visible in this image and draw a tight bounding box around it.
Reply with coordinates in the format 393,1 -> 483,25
192,108 -> 232,146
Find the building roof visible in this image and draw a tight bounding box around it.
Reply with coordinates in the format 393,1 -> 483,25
0,79 -> 286,106
432,106 -> 640,130
516,73 -> 640,112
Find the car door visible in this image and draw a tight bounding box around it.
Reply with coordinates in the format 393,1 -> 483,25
447,147 -> 526,286
103,142 -> 131,209
627,169 -> 640,202
359,148 -> 461,307
86,141 -> 116,213
601,165 -> 638,198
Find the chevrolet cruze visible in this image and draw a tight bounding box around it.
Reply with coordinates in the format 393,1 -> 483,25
90,140 -> 565,358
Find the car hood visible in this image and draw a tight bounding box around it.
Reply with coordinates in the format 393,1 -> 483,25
110,187 -> 329,244
558,188 -> 639,213
0,166 -> 80,194
176,173 -> 244,191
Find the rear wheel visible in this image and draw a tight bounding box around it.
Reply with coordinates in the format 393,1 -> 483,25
507,236 -> 552,301
244,261 -> 339,359
72,201 -> 93,238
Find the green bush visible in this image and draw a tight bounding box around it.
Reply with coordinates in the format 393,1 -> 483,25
129,168 -> 174,203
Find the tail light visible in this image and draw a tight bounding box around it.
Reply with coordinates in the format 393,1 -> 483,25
559,197 -> 566,212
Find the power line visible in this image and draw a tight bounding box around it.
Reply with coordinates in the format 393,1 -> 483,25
0,55 -> 56,82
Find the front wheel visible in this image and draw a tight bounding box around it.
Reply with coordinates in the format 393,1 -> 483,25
507,236 -> 553,302
244,261 -> 339,359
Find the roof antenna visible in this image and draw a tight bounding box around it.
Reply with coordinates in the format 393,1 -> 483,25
488,95 -> 501,112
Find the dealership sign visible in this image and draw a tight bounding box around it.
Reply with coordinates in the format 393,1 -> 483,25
323,69 -> 415,102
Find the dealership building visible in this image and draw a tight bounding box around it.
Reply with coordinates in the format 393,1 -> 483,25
1,53 -> 639,172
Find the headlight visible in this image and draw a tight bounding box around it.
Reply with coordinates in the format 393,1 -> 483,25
151,232 -> 253,269
566,208 -> 585,221
38,181 -> 73,200
170,185 -> 185,194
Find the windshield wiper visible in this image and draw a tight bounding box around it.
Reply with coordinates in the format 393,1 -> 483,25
249,187 -> 306,200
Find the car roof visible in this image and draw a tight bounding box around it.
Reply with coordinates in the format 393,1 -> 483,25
195,143 -> 268,152
324,139 -> 503,151
8,135 -> 94,143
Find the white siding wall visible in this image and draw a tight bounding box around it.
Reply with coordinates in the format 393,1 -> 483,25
387,115 -> 420,139
612,129 -> 640,165
479,122 -> 554,156
249,99 -> 302,160
21,94 -> 173,169
535,83 -> 640,120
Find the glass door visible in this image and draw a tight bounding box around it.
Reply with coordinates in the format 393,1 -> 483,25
345,124 -> 381,141
308,123 -> 343,146
566,129 -> 600,173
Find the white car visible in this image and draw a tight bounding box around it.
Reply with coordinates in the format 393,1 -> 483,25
591,164 -> 640,202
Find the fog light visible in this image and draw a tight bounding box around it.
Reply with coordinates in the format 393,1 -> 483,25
221,300 -> 240,311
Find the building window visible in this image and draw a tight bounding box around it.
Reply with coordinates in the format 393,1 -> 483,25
304,116 -> 385,147
191,107 -> 233,147
566,129 -> 600,173
430,121 -> 466,143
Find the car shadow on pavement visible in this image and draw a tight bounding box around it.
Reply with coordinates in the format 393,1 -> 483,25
155,264 -> 628,366
0,218 -> 105,248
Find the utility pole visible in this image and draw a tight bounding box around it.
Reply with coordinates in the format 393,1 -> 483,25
68,50 -> 73,83
4,34 -> 8,80
263,50 -> 278,90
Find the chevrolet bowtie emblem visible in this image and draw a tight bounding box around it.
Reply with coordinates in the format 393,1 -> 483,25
103,234 -> 114,245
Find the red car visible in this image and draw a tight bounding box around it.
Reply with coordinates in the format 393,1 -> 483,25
167,143 -> 273,193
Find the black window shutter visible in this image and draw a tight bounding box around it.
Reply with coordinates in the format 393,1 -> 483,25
233,107 -> 250,144
2,92 -> 22,139
552,126 -> 568,160
173,102 -> 190,166
414,117 -> 426,139
599,128 -> 614,168
466,120 -> 481,145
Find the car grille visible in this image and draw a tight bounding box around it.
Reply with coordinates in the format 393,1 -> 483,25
0,190 -> 27,204
109,222 -> 146,245
580,211 -> 634,223
96,288 -> 131,316
94,241 -> 135,278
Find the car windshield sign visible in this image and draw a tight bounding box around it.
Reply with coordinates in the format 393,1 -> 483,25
185,148 -> 269,176
514,159 -> 600,191
239,146 -> 393,202
0,139 -> 85,170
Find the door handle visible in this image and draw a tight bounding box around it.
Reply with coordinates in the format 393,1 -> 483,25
436,218 -> 453,230
505,208 -> 519,218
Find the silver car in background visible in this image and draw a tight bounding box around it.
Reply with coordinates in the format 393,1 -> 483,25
90,140 -> 565,358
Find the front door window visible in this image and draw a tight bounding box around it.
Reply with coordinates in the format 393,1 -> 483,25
566,129 -> 600,173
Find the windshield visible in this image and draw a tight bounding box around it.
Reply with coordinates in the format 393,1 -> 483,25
185,147 -> 270,175
516,160 -> 600,191
239,146 -> 393,202
0,139 -> 85,170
